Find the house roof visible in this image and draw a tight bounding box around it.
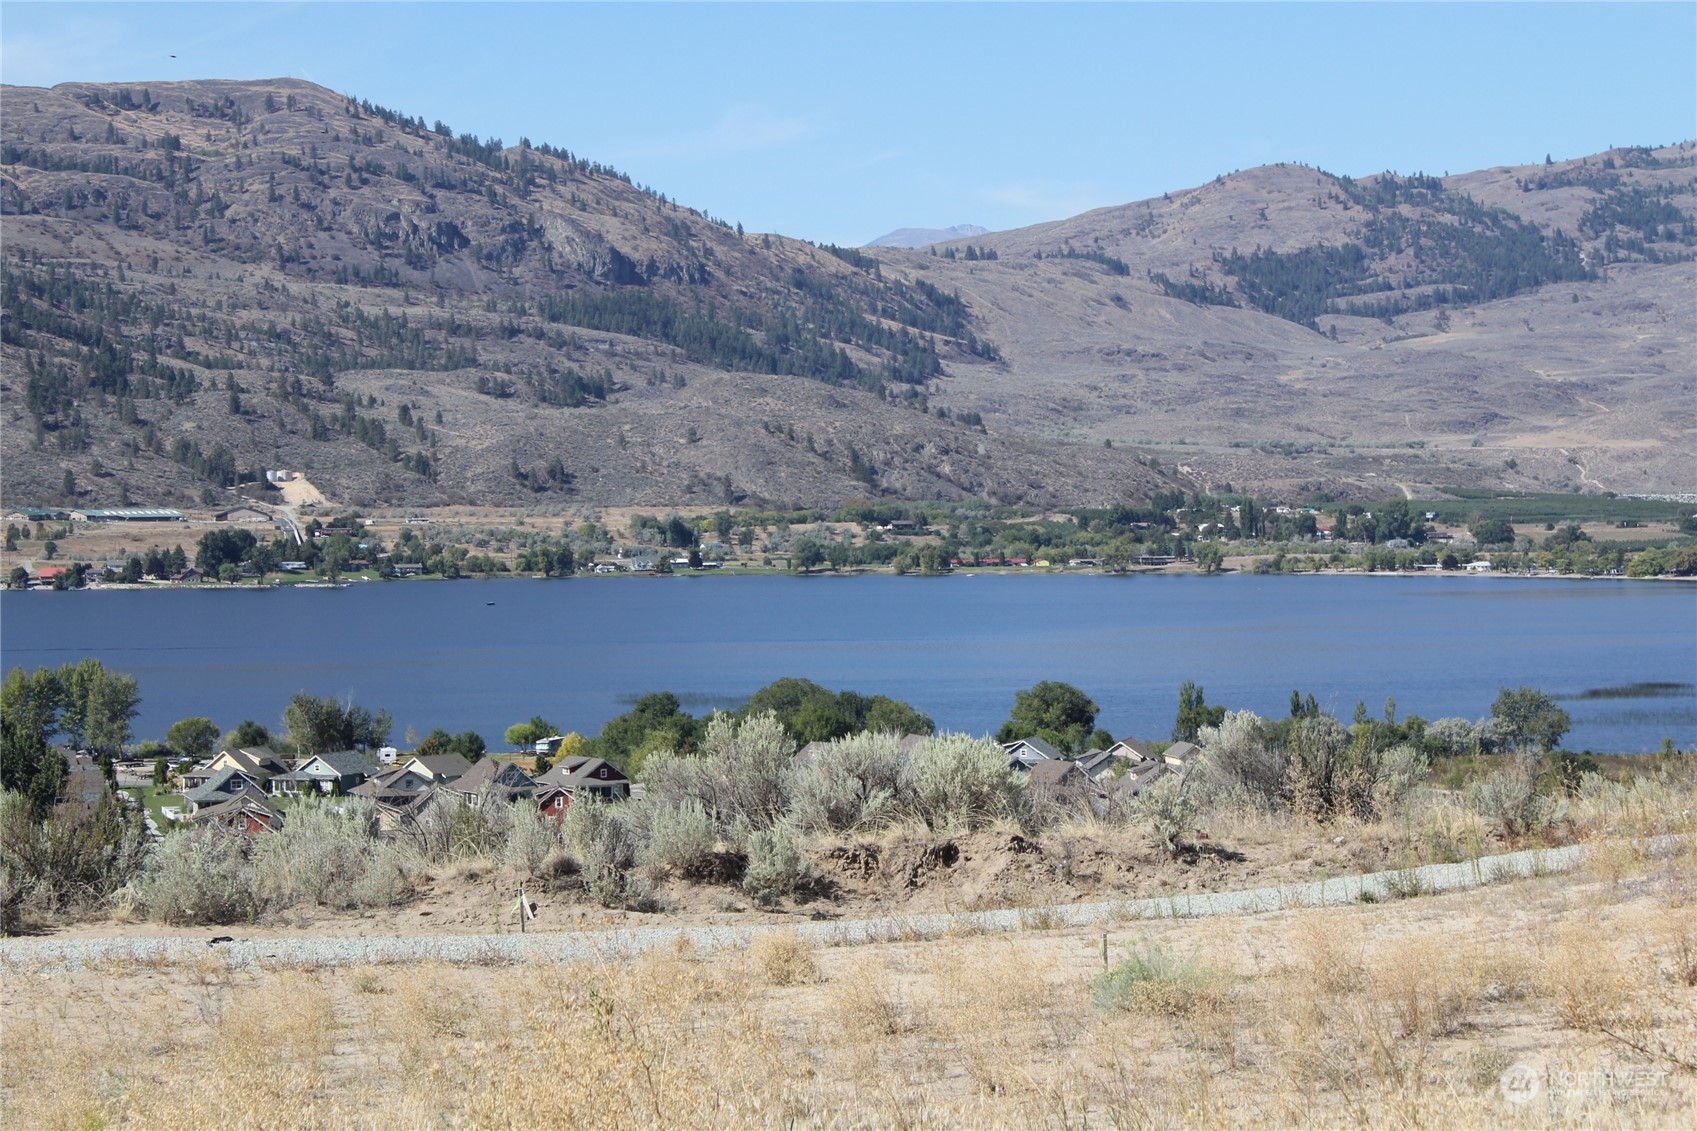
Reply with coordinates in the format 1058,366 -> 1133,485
189,779 -> 271,812
1003,736 -> 1065,762
301,749 -> 378,776
1074,749 -> 1118,775
213,747 -> 288,778
399,784 -> 455,817
1027,759 -> 1085,788
58,756 -> 109,811
1105,739 -> 1157,761
192,790 -> 282,828
404,752 -> 473,781
554,758 -> 630,789
184,765 -> 258,804
793,741 -> 832,765
1163,741 -> 1200,765
454,758 -> 536,797
349,770 -> 429,807
1108,761 -> 1170,797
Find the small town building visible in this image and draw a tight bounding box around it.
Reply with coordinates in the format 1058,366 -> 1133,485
534,757 -> 632,822
1162,741 -> 1200,767
270,750 -> 378,796
1002,736 -> 1066,771
401,752 -> 474,783
213,506 -> 273,523
205,747 -> 292,791
69,508 -> 185,523
450,758 -> 537,806
190,791 -> 285,835
183,766 -> 265,815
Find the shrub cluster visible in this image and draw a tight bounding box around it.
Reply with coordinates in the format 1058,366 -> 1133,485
567,714 -> 1021,906
1,792 -> 150,927
125,791 -> 574,926
1195,709 -> 1428,822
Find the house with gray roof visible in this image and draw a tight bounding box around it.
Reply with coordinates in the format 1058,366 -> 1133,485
1162,741 -> 1200,766
1002,736 -> 1065,771
535,757 -> 630,822
348,764 -> 436,809
190,790 -> 283,834
451,758 -> 536,806
184,765 -> 264,814
57,753 -> 110,818
1076,738 -> 1161,783
206,747 -> 291,791
1026,758 -> 1088,792
271,750 -> 377,796
400,752 -> 473,784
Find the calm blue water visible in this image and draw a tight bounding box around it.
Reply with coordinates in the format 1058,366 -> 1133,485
2,575 -> 1693,753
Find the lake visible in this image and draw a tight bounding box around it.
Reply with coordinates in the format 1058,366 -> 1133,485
2,575 -> 1693,753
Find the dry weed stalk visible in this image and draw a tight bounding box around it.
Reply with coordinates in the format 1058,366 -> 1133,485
830,956 -> 913,1041
750,929 -> 821,986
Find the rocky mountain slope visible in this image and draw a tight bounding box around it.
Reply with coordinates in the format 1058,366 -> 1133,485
1,79 -> 1178,510
888,154 -> 1695,498
3,78 -> 1691,512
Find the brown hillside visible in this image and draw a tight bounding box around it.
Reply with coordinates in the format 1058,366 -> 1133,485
3,79 -> 1691,511
887,152 -> 1695,497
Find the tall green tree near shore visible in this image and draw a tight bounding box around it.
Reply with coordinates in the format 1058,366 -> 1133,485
284,693 -> 392,755
504,716 -> 558,749
220,720 -> 272,751
1490,687 -> 1571,752
58,659 -> 139,755
1173,681 -> 1226,743
997,681 -> 1099,754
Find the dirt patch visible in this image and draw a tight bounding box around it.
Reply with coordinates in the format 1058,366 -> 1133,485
22,813 -> 1522,944
275,476 -> 328,508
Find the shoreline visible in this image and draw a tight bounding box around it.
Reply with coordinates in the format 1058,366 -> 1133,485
8,566 -> 1693,592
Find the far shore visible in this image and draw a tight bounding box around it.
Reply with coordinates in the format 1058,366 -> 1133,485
8,564 -> 1693,594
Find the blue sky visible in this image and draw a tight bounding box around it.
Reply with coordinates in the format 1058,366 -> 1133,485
4,2 -> 1693,246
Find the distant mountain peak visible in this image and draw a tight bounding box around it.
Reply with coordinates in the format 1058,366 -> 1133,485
865,224 -> 989,249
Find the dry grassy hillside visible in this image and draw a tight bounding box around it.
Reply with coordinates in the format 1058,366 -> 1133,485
884,149 -> 1696,498
3,77 -> 1691,511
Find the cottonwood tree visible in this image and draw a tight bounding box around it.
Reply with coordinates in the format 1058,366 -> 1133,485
166,717 -> 220,761
220,720 -> 272,750
412,728 -> 486,762
997,681 -> 1100,754
1173,681 -> 1226,743
284,694 -> 392,755
504,716 -> 557,749
1490,687 -> 1572,753
58,659 -> 139,755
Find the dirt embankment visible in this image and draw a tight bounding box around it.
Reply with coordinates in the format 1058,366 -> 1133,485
22,817 -> 1515,943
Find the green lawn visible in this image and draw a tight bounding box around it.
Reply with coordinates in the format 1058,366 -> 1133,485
123,785 -> 183,830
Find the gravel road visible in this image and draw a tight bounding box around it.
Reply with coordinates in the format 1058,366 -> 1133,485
0,842 -> 1605,973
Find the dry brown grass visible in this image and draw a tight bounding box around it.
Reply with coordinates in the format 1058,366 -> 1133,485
749,929 -> 821,986
4,832 -> 1694,1128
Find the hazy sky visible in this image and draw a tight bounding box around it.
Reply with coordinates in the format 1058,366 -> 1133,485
4,2 -> 1693,245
